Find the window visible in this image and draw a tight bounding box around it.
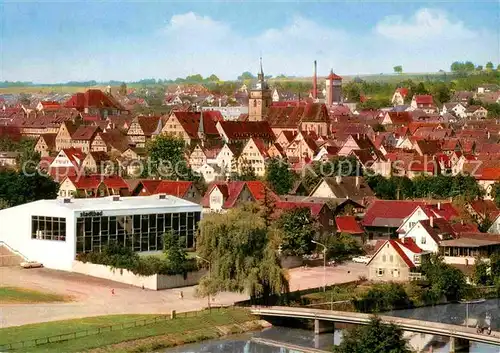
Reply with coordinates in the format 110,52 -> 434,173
392,269 -> 400,277
390,255 -> 394,263
382,255 -> 387,262
421,236 -> 426,245
377,268 -> 384,276
414,255 -> 421,264
31,216 -> 66,241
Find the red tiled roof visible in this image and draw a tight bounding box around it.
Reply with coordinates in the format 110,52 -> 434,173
362,200 -> 425,227
71,125 -> 100,140
327,71 -> 342,80
61,147 -> 86,167
385,112 -> 413,125
154,181 -> 193,197
201,181 -> 278,209
451,222 -> 479,233
218,121 -> 275,141
65,175 -> 128,190
396,88 -> 409,98
65,89 -> 125,111
414,95 -> 434,105
422,203 -> 459,221
135,180 -> 162,195
336,216 -> 364,234
172,112 -> 220,139
275,201 -> 325,217
135,116 -> 161,137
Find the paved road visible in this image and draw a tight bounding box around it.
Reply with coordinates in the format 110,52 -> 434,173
0,262 -> 366,328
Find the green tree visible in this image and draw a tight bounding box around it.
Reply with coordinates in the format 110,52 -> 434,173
430,83 -> 451,104
326,232 -> 362,262
335,316 -> 411,353
393,65 -> 403,74
163,231 -> 188,274
343,82 -> 362,102
234,159 -> 257,181
144,134 -> 196,181
476,65 -> 484,72
196,205 -> 289,301
265,158 -> 295,195
464,61 -> 475,72
206,74 -> 220,82
491,181 -> 500,207
0,199 -> 10,209
185,74 -> 204,82
238,71 -> 255,80
0,170 -> 59,206
119,82 -> 127,96
473,257 -> 491,285
421,254 -> 467,302
276,207 -> 316,257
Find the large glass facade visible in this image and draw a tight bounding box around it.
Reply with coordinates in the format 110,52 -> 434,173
76,211 -> 201,253
31,216 -> 66,241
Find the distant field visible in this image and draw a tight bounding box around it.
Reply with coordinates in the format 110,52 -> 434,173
0,86 -> 98,94
0,72 -> 451,95
0,286 -> 69,304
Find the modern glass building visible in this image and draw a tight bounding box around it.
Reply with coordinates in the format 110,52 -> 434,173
0,195 -> 202,271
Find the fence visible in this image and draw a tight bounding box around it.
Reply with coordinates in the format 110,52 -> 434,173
0,306 -> 235,352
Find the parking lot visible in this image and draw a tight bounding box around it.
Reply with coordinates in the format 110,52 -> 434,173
0,261 -> 368,327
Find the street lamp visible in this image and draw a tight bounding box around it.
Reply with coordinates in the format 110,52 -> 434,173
312,240 -> 327,292
196,255 -> 211,310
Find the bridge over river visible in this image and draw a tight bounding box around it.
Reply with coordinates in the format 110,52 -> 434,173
251,306 -> 500,352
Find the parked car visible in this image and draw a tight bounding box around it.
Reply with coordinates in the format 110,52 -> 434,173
20,261 -> 43,269
351,255 -> 371,264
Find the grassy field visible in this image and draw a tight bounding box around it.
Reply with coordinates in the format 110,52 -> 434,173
0,308 -> 256,353
0,287 -> 69,304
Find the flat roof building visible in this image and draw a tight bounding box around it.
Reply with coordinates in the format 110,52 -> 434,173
0,195 -> 202,271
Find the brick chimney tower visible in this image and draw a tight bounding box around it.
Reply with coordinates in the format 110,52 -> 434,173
313,60 -> 318,100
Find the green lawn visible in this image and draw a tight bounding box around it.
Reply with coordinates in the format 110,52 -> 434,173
0,308 -> 255,353
0,287 -> 69,304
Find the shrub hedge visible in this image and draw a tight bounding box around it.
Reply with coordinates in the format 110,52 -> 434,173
76,243 -> 198,277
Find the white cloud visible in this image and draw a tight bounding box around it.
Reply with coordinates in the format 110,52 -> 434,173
375,8 -> 477,41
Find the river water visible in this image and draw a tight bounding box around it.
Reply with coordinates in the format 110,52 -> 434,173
163,299 -> 500,353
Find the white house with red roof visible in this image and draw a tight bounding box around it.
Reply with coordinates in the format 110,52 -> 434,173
410,95 -> 437,113
47,148 -> 86,181
367,238 -> 424,282
238,138 -> 269,177
200,181 -> 276,213
401,218 -> 456,254
362,200 -> 427,241
58,175 -> 129,199
391,88 -> 408,106
396,203 -> 459,235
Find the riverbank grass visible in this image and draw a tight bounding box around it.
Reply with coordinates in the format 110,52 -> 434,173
0,308 -> 258,353
0,287 -> 69,304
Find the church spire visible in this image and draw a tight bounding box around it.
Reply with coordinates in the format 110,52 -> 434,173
258,56 -> 264,82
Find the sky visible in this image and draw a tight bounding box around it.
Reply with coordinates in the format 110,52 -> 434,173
1,1 -> 499,83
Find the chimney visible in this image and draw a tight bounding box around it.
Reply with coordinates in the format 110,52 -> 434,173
313,60 -> 318,100
112,195 -> 120,202
430,216 -> 434,228
336,175 -> 342,184
356,176 -> 360,189
438,202 -> 441,210
219,98 -> 222,107
158,194 -> 166,200
487,131 -> 491,139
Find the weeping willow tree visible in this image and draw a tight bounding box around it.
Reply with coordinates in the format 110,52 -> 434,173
196,203 -> 289,302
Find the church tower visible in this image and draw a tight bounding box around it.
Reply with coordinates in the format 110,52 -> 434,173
248,58 -> 272,121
